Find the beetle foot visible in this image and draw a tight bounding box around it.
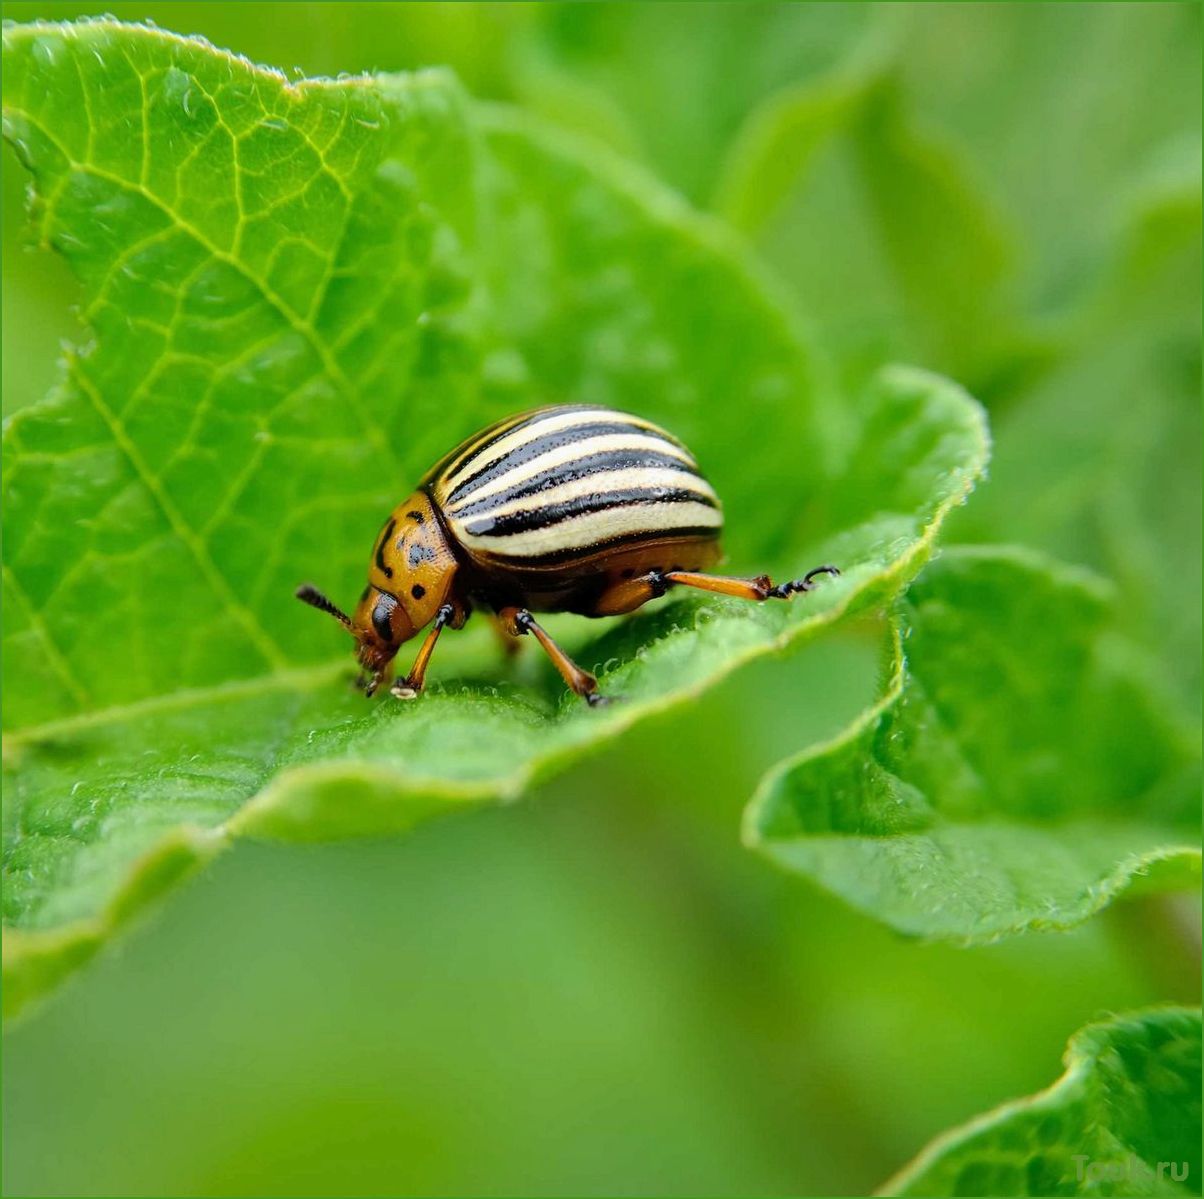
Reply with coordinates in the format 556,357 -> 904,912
585,691 -> 617,708
804,564 -> 841,585
390,679 -> 421,700
768,564 -> 840,599
766,580 -> 803,599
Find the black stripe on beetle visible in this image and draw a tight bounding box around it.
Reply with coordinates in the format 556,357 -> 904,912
438,404 -> 600,483
462,485 -> 718,538
473,524 -> 728,568
449,448 -> 704,519
445,420 -> 679,504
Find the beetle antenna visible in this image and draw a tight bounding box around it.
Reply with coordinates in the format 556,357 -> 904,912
295,583 -> 352,630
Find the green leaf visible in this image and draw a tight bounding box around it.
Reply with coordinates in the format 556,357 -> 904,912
881,1006 -> 1202,1197
955,166 -> 1203,711
1,19 -> 988,1018
718,65 -> 1047,406
515,3 -> 879,205
746,547 -> 1201,941
894,3 -> 1202,308
712,60 -> 879,237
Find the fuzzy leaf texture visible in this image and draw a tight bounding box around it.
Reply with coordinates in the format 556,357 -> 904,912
1,20 -> 988,1018
882,1007 -> 1202,1197
746,547 -> 1201,941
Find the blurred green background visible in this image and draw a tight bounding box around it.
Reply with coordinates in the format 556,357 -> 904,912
2,3 -> 1200,1195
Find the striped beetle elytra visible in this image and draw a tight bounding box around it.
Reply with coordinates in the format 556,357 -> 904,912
296,404 -> 838,706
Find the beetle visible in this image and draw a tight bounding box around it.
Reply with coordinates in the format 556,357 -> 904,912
296,403 -> 838,706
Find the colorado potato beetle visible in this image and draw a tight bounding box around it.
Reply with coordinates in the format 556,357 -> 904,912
297,404 -> 837,706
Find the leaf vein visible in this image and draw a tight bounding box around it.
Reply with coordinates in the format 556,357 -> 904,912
71,366 -> 288,671
5,102 -> 402,479
3,564 -> 91,707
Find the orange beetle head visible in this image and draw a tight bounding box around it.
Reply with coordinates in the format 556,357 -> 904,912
295,492 -> 456,696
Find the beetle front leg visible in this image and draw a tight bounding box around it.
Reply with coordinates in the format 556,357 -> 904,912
497,606 -> 610,707
389,603 -> 456,699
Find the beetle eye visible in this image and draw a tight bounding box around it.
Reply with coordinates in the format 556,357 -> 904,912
371,594 -> 397,642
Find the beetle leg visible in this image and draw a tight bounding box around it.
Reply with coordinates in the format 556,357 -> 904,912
491,612 -> 525,660
497,606 -> 610,707
761,566 -> 842,598
590,571 -> 672,616
390,603 -> 456,699
664,564 -> 839,600
592,564 -> 839,613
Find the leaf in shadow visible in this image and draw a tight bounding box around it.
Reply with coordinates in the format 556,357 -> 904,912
746,547 -> 1200,941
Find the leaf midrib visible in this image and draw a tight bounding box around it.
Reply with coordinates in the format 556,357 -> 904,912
2,658 -> 346,749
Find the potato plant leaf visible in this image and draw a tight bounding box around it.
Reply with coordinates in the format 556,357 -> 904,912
1,19 -> 987,1018
717,64 -> 1044,406
746,547 -> 1201,941
957,165 -> 1203,710
882,1006 -> 1202,1197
